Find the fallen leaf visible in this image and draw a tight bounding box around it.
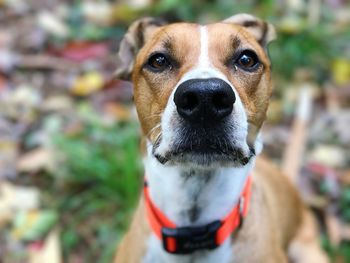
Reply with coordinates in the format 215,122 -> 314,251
71,71 -> 104,96
51,42 -> 109,62
37,11 -> 69,38
41,96 -> 74,112
16,148 -> 52,172
104,102 -> 132,121
28,229 -> 61,263
12,210 -> 58,242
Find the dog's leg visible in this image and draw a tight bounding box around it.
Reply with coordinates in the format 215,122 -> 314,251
288,209 -> 329,263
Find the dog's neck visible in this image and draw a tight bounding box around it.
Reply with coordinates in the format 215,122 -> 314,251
142,141 -> 260,262
144,151 -> 255,227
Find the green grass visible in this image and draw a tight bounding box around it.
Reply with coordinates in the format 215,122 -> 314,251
41,104 -> 142,262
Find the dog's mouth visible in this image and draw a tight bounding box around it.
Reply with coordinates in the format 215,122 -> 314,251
152,128 -> 255,167
154,147 -> 254,167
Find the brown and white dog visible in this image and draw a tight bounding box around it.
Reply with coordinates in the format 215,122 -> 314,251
114,14 -> 329,263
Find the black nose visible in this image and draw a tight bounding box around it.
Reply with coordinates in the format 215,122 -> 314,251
174,78 -> 236,124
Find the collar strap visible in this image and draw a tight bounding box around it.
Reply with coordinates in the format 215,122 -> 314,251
143,176 -> 252,254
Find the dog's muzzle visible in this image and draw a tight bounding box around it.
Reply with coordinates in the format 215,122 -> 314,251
153,77 -> 252,166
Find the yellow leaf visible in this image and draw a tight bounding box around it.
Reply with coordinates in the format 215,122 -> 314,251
71,72 -> 104,96
332,58 -> 350,86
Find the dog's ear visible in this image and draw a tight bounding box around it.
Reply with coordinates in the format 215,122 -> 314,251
114,17 -> 167,80
223,13 -> 276,47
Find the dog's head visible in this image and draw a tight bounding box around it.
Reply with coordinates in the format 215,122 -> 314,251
115,14 -> 276,168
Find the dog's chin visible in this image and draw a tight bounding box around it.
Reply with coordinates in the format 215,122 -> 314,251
154,145 -> 255,168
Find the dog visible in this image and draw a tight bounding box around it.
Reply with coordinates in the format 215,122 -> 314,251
114,14 -> 329,263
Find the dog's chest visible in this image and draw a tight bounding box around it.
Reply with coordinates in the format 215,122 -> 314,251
141,155 -> 254,262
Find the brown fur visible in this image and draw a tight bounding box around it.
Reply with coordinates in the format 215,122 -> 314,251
115,200 -> 150,262
230,156 -> 303,263
132,23 -> 200,145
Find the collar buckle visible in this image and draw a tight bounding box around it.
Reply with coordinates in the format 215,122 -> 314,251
161,220 -> 221,254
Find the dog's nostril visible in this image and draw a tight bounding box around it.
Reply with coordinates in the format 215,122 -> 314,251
212,92 -> 231,110
181,92 -> 198,111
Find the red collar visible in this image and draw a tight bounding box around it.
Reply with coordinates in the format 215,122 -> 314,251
143,176 -> 252,254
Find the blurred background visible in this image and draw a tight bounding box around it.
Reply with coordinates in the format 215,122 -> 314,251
0,0 -> 349,262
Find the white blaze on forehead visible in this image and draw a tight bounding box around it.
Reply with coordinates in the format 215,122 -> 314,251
199,25 -> 210,67
177,25 -> 227,82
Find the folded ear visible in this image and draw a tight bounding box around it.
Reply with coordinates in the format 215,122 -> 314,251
223,13 -> 276,47
114,17 -> 167,80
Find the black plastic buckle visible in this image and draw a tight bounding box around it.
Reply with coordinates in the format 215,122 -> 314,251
161,220 -> 221,254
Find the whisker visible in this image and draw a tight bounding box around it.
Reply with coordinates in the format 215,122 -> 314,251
143,113 -> 163,121
152,132 -> 163,152
154,132 -> 162,144
147,123 -> 162,137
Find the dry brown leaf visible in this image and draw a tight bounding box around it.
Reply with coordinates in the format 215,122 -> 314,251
104,102 -> 132,121
340,170 -> 350,186
16,148 -> 52,172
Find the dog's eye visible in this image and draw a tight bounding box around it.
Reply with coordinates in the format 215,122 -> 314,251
147,53 -> 170,72
235,50 -> 259,70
